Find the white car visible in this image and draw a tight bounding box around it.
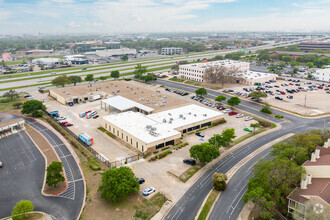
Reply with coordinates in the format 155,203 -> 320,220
236,113 -> 244,118
223,109 -> 232,113
0,161 -> 3,168
56,116 -> 66,121
245,116 -> 253,121
142,187 -> 155,196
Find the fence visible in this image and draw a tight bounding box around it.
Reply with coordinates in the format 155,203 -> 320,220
43,110 -> 144,168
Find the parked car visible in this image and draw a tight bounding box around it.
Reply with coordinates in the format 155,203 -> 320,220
82,68 -> 87,70
275,96 -> 283,100
138,178 -> 145,184
63,123 -> 73,127
60,121 -> 68,125
56,116 -> 66,121
93,115 -> 99,119
287,95 -> 293,99
24,94 -> 32,98
223,109 -> 232,113
142,187 -> 155,196
245,116 -> 253,121
183,159 -> 196,166
195,132 -> 205,138
236,113 -> 244,118
244,128 -> 253,132
217,106 -> 225,110
228,111 -> 238,116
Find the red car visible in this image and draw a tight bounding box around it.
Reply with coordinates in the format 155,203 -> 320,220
317,86 -> 323,89
289,83 -> 294,85
280,91 -> 286,95
218,107 -> 225,110
229,111 -> 238,116
64,123 -> 73,127
61,121 -> 68,125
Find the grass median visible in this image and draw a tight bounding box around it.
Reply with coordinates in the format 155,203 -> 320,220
197,189 -> 219,220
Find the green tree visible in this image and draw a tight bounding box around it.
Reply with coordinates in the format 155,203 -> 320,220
195,88 -> 207,97
3,89 -> 18,100
227,96 -> 241,108
314,57 -> 330,68
121,55 -> 128,61
213,173 -> 228,191
110,70 -> 120,78
289,133 -> 323,155
307,73 -> 313,79
46,161 -> 65,188
208,128 -> 236,148
21,100 -> 46,117
171,64 -> 179,72
306,62 -> 314,68
271,143 -> 309,166
281,56 -> 292,63
260,104 -> 272,114
141,73 -> 156,83
134,64 -> 147,79
85,74 -> 94,82
249,91 -> 267,101
250,123 -> 261,133
68,75 -> 82,86
243,158 -> 305,216
278,61 -> 286,68
215,95 -> 226,103
98,166 -> 139,202
293,67 -> 299,74
189,143 -> 220,164
11,200 -> 34,220
51,75 -> 69,87
99,76 -> 107,81
13,101 -> 23,109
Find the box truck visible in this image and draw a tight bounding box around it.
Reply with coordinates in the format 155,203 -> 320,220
78,133 -> 93,146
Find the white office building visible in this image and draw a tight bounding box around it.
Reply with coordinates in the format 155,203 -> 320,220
161,47 -> 183,55
313,68 -> 330,82
179,60 -> 250,82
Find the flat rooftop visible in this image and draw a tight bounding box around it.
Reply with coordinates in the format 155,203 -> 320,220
0,118 -> 24,129
180,60 -> 249,69
103,104 -> 223,144
102,96 -> 154,112
50,80 -> 188,111
238,71 -> 277,80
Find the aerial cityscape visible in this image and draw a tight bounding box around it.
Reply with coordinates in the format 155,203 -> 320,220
0,0 -> 330,220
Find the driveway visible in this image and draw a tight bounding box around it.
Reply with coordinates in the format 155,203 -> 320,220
0,113 -> 85,220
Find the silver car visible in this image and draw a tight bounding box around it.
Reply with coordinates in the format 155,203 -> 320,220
236,113 -> 244,118
245,116 -> 253,121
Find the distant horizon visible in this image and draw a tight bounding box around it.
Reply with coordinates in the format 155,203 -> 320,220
1,0 -> 330,35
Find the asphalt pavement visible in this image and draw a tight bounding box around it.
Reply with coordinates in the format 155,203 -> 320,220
154,79 -> 330,220
0,113 -> 85,220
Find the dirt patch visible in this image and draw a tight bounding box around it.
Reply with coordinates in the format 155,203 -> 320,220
25,212 -> 43,220
25,125 -> 66,195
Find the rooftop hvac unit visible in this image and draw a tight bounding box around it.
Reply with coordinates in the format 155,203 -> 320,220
160,104 -> 164,107
163,119 -> 167,123
170,118 -> 173,121
67,93 -> 70,95
146,125 -> 152,129
146,99 -> 149,101
179,114 -> 183,118
169,120 -> 172,124
131,88 -> 133,90
162,100 -> 166,103
141,98 -> 145,101
63,91 -> 65,93
158,94 -> 161,97
127,86 -> 129,88
194,114 -> 197,117
203,114 -> 207,117
137,87 -> 139,89
189,112 -> 191,115
163,96 -> 167,98
141,91 -> 144,93
183,117 -> 186,120
168,113 -> 171,116
117,89 -> 120,92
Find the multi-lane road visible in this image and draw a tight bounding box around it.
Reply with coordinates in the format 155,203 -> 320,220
154,79 -> 330,220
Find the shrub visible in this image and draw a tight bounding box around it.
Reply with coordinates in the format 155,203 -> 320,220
34,111 -> 44,117
162,147 -> 170,151
258,119 -> 272,128
275,115 -> 283,118
260,107 -> 272,114
88,157 -> 101,170
124,78 -> 131,81
213,173 -> 227,191
149,156 -> 158,162
98,127 -> 106,132
158,150 -> 172,159
188,131 -> 195,135
219,119 -> 227,124
153,150 -> 159,154
106,131 -> 116,139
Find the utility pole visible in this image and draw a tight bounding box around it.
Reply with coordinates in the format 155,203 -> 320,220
304,95 -> 307,107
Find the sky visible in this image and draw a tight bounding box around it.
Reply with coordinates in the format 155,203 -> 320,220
1,0 -> 330,35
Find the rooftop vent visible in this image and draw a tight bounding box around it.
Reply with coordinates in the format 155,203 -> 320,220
168,113 -> 171,116
203,114 -> 207,117
179,114 -> 183,118
183,117 -> 186,120
163,119 -> 167,123
194,114 -> 197,117
189,112 -> 191,115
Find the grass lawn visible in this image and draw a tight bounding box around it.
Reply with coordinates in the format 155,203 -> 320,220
179,164 -> 203,183
197,189 -> 219,220
133,192 -> 168,220
0,96 -> 24,113
169,78 -> 185,82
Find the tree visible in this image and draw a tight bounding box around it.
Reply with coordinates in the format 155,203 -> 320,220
204,66 -> 238,87
243,158 -> 305,216
260,104 -> 272,114
250,123 -> 261,133
208,128 -> 236,148
46,161 -> 65,188
189,143 -> 220,163
3,89 -> 18,100
134,64 -> 147,79
215,95 -> 226,103
68,75 -> 82,86
13,101 -> 23,109
85,74 -> 94,82
307,73 -> 313,79
110,70 -> 120,78
99,76 -> 107,81
98,166 -> 139,202
306,62 -> 314,68
281,56 -> 292,63
293,67 -> 299,74
313,57 -> 330,68
142,73 -> 156,83
278,61 -> 286,68
11,200 -> 34,220
121,55 -> 128,61
171,64 -> 179,72
227,96 -> 241,108
213,173 -> 227,191
21,100 -> 46,117
271,142 -> 309,166
289,133 -> 323,155
249,91 -> 267,101
195,88 -> 207,97
51,75 -> 69,87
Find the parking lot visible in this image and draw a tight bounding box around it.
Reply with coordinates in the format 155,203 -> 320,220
225,79 -> 330,115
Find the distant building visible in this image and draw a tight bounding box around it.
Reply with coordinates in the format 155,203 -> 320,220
300,41 -> 330,51
313,69 -> 330,82
16,49 -> 54,55
105,42 -> 121,49
90,48 -> 137,57
268,51 -> 330,61
1,53 -> 11,61
287,139 -> 330,219
32,58 -> 60,65
161,47 -> 183,55
72,43 -> 92,53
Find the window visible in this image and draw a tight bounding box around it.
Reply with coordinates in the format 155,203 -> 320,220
142,145 -> 144,152
122,133 -> 123,139
131,138 -> 132,144
126,136 -> 128,142
113,128 -> 115,133
105,124 -> 107,129
136,142 -> 138,148
117,131 -> 119,136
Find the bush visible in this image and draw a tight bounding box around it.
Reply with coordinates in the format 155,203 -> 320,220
88,157 -> 101,171
260,107 -> 272,114
161,147 -> 170,151
188,131 -> 195,135
34,111 -> 44,117
275,115 -> 283,118
258,119 -> 272,128
106,131 -> 116,139
0,97 -> 12,103
219,119 -> 227,124
124,78 -> 131,81
11,200 -> 34,220
98,127 -> 106,132
13,101 -> 23,109
153,150 -> 159,154
213,173 -> 227,191
158,150 -> 172,159
149,156 -> 158,162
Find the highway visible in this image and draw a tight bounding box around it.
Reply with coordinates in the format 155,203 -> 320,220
153,79 -> 330,220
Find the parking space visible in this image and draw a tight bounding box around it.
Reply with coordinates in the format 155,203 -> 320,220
225,79 -> 330,115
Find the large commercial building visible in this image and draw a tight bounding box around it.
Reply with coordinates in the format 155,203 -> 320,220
0,118 -> 25,138
313,68 -> 330,82
102,104 -> 224,153
287,140 -> 330,219
105,42 -> 121,49
161,47 -> 183,55
300,41 -> 330,51
179,60 -> 250,82
32,58 -> 61,65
